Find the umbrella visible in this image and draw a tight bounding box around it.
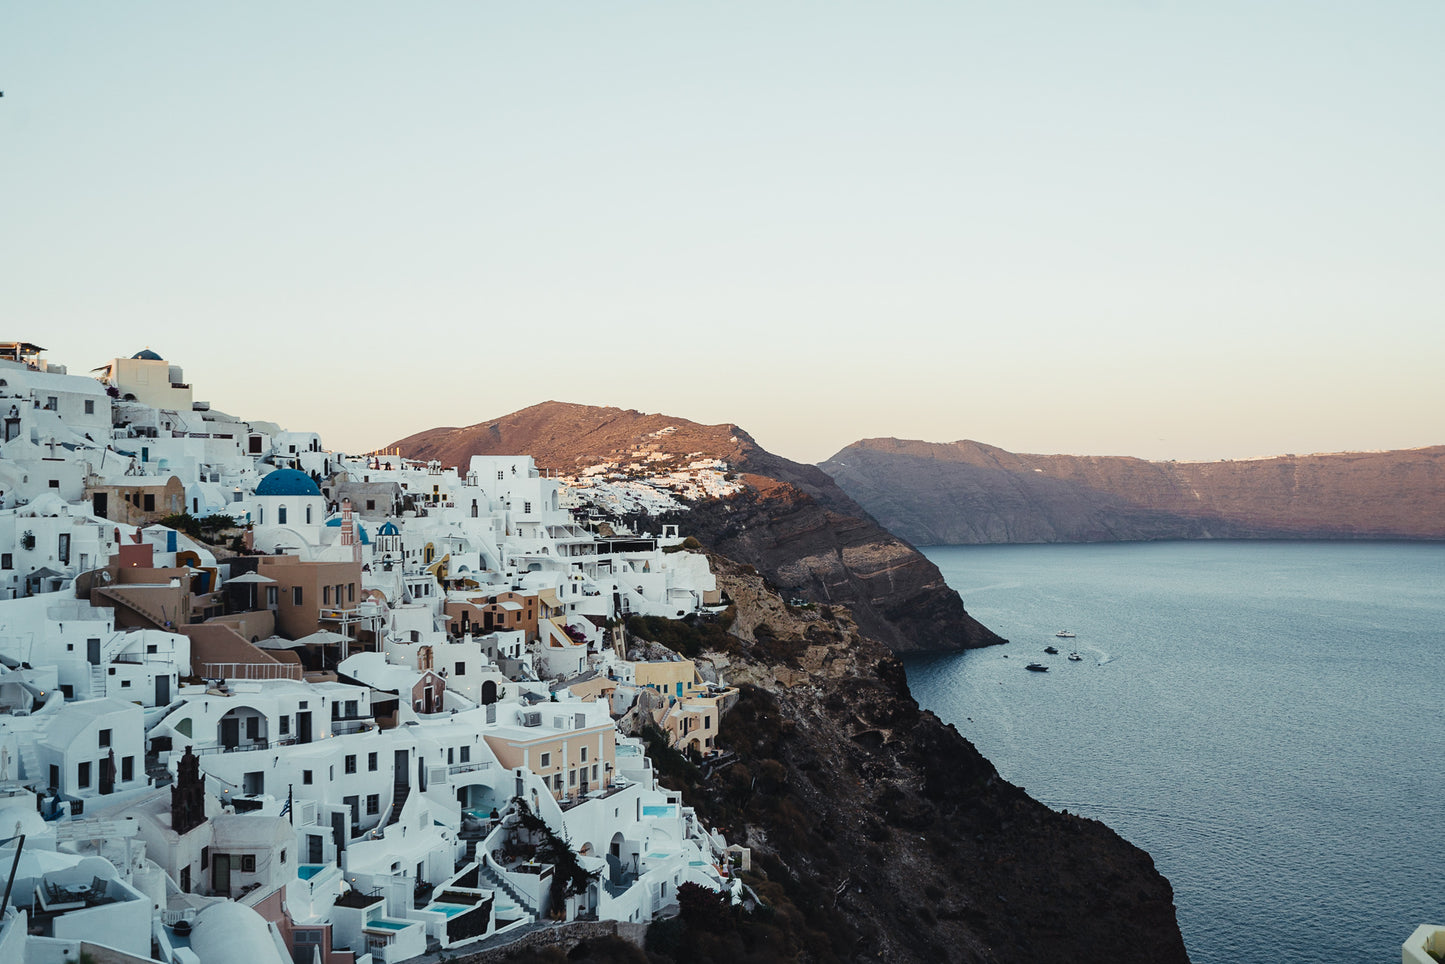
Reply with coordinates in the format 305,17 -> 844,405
226,571 -> 277,610
292,630 -> 353,647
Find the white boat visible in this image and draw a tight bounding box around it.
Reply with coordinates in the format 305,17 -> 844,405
1067,652 -> 1083,662
1055,630 -> 1076,638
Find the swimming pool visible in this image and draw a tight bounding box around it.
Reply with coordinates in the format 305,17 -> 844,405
429,902 -> 472,918
364,919 -> 413,931
297,864 -> 325,880
641,804 -> 676,818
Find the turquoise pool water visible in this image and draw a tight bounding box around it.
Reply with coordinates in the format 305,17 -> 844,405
641,804 -> 675,817
365,919 -> 412,931
297,864 -> 325,880
430,902 -> 471,918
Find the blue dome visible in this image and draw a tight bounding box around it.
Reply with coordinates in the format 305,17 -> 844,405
325,517 -> 370,544
377,521 -> 400,536
132,349 -> 163,360
255,469 -> 321,498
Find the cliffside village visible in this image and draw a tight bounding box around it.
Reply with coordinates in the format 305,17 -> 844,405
0,343 -> 749,964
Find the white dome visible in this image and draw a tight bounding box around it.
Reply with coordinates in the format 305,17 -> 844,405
189,900 -> 287,964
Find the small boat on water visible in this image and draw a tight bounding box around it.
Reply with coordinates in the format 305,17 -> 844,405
1055,631 -> 1076,638
1044,645 -> 1059,655
1026,662 -> 1049,672
1067,652 -> 1083,662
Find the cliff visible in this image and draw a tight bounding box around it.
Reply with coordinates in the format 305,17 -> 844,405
820,439 -> 1445,545
507,556 -> 1190,964
388,402 -> 1002,653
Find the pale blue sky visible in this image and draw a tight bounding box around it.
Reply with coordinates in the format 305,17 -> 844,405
3,3 -> 1441,463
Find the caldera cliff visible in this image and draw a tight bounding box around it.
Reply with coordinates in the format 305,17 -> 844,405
821,439 -> 1445,545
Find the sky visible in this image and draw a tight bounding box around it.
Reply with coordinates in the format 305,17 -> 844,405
3,3 -> 1442,465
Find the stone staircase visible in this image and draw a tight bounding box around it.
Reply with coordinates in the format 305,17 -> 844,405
477,860 -> 539,920
18,742 -> 43,788
90,663 -> 107,699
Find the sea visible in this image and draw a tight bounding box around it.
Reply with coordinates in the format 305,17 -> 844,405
905,541 -> 1445,964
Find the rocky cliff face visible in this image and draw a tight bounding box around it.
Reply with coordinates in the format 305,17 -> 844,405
821,439 -> 1445,545
617,556 -> 1190,964
389,402 -> 1001,653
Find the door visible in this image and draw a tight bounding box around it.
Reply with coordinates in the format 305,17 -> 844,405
297,711 -> 312,743
92,492 -> 108,517
213,854 -> 231,895
220,717 -> 239,749
394,750 -> 408,787
307,833 -> 323,864
87,638 -> 101,666
156,675 -> 170,706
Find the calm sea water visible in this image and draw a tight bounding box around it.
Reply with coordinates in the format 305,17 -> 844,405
907,541 -> 1445,964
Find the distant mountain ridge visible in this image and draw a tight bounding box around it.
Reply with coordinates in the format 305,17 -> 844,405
389,402 -> 1002,653
820,438 -> 1445,545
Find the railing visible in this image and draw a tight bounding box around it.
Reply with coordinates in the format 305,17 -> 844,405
448,761 -> 491,776
193,736 -> 298,756
195,661 -> 302,681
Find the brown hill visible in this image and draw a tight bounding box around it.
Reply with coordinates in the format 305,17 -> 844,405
389,402 -> 1002,653
820,439 -> 1445,545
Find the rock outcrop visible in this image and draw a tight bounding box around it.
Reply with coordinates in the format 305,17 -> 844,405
621,556 -> 1190,964
389,403 -> 1002,653
821,438 -> 1445,545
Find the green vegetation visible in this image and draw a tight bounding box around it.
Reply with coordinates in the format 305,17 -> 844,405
158,513 -> 240,541
510,796 -> 598,917
662,536 -> 704,553
626,611 -> 736,658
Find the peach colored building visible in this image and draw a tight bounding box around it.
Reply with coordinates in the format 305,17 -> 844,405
483,715 -> 617,802
257,555 -> 363,640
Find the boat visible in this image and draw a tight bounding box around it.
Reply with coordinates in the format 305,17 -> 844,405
1055,631 -> 1076,638
1025,663 -> 1049,672
1044,645 -> 1059,655
1067,652 -> 1083,662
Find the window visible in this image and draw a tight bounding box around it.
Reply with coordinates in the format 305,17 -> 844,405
569,769 -> 576,786
524,501 -> 531,514
460,746 -> 470,763
539,752 -> 550,768
348,583 -> 355,602
201,847 -> 209,869
366,499 -> 375,511
278,506 -> 287,524
367,794 -> 379,815
48,479 -> 60,489
580,746 -> 587,762
78,762 -> 91,788
303,769 -> 313,785
497,471 -> 504,480
99,729 -> 112,748
279,716 -> 290,735
266,586 -> 277,607
292,586 -> 303,605
592,764 -> 598,782
280,849 -> 286,865
344,754 -> 356,774
241,855 -> 256,873
367,752 -> 377,771
143,493 -> 155,512
1,554 -> 9,570
45,396 -> 57,410
323,586 -> 330,605
447,748 -> 454,764
147,644 -> 157,654
455,661 -> 465,676
121,756 -> 134,781
84,399 -> 95,414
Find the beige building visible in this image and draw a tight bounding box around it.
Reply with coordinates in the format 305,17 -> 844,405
93,348 -> 194,411
85,475 -> 187,526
